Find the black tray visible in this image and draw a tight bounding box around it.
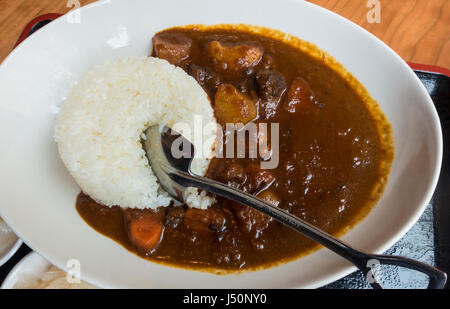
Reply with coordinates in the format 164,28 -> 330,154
1,17 -> 449,289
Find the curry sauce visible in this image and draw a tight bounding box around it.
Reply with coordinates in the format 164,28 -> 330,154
76,25 -> 393,272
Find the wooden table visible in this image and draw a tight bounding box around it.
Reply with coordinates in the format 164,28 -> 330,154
0,0 -> 449,69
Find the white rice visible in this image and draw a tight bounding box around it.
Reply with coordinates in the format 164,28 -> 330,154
54,56 -> 216,209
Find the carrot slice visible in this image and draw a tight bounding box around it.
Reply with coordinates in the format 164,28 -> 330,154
124,210 -> 164,253
284,77 -> 317,114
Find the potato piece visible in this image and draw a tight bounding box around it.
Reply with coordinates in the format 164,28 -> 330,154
234,190 -> 281,238
284,77 -> 317,114
205,41 -> 262,76
184,208 -> 227,233
152,33 -> 192,65
214,84 -> 257,125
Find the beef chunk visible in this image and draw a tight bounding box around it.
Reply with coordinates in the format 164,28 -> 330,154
256,69 -> 286,102
245,163 -> 275,193
214,159 -> 245,184
164,206 -> 186,229
188,64 -> 221,95
184,207 -> 227,233
152,33 -> 192,65
255,69 -> 287,118
257,190 -> 281,207
233,190 -> 281,240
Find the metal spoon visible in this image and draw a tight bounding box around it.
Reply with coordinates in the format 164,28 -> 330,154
143,125 -> 447,289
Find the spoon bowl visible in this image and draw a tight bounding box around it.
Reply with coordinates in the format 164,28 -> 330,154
143,125 -> 194,204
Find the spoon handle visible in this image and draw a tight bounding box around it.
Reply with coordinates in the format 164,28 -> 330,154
169,169 -> 447,289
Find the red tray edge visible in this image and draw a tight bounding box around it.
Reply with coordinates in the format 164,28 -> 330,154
14,13 -> 63,48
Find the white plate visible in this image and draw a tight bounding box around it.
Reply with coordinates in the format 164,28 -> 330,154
0,0 -> 441,288
1,252 -> 50,289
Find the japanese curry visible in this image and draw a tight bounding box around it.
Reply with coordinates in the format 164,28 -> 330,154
76,25 -> 393,272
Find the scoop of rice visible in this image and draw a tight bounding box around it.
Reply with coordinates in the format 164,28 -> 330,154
54,56 -> 216,209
